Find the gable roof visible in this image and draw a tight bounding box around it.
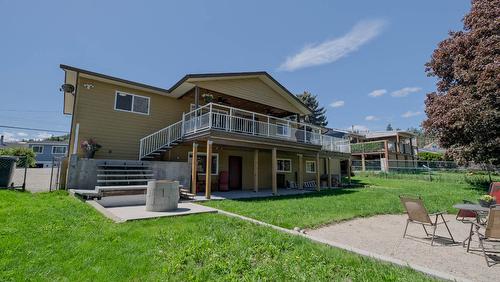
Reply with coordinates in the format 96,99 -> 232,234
60,65 -> 312,115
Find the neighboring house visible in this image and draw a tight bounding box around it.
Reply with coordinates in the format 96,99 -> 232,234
419,141 -> 445,154
60,65 -> 351,197
349,131 -> 418,171
28,141 -> 68,167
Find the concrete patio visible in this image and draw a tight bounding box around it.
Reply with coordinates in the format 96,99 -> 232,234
88,200 -> 217,223
307,214 -> 500,282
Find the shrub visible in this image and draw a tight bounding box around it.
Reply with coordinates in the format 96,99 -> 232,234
0,147 -> 36,167
417,151 -> 444,161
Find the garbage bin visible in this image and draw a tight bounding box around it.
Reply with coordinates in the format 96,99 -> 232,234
0,156 -> 17,188
145,180 -> 179,212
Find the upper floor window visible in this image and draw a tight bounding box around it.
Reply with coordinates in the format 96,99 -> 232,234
52,146 -> 67,154
115,91 -> 150,115
32,145 -> 43,154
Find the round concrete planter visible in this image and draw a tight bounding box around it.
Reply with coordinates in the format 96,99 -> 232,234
145,180 -> 179,212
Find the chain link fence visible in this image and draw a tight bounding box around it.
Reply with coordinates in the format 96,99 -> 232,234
352,159 -> 499,186
1,156 -> 64,192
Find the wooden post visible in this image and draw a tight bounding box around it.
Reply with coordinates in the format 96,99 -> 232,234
361,154 -> 366,171
194,86 -> 199,108
253,149 -> 259,192
316,153 -> 320,191
205,140 -> 213,199
191,143 -> 198,194
347,158 -> 352,184
297,154 -> 303,189
272,148 -> 277,195
396,133 -> 400,153
384,140 -> 389,172
327,157 -> 332,188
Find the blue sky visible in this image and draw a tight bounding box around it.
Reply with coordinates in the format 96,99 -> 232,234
0,0 -> 470,141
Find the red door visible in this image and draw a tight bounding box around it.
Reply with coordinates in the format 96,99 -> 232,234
228,156 -> 242,190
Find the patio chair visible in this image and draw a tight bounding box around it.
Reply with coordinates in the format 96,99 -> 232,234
400,195 -> 455,246
470,204 -> 500,267
489,182 -> 500,201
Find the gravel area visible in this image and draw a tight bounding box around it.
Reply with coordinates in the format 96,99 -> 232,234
307,214 -> 500,282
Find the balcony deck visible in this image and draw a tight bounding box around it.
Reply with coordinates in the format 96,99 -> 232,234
139,103 -> 350,159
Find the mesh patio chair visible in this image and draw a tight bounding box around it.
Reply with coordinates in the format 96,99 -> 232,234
400,195 -> 455,246
470,205 -> 500,267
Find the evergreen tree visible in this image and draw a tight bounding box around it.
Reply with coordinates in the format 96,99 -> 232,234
386,124 -> 393,131
296,91 -> 328,127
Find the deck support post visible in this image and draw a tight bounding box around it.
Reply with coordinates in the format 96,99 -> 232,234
347,157 -> 352,184
297,154 -> 303,189
253,149 -> 259,192
272,148 -> 277,195
327,157 -> 332,188
191,143 -> 198,194
361,154 -> 366,171
316,153 -> 320,191
205,140 -> 213,199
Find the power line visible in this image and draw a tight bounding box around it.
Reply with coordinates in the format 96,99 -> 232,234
0,109 -> 60,113
0,125 -> 68,133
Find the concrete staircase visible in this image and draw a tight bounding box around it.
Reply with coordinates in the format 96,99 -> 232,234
95,161 -> 154,192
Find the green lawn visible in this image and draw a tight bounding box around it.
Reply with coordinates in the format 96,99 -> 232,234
0,190 -> 431,281
203,175 -> 485,229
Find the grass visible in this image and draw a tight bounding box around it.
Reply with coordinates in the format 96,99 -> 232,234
0,190 -> 432,281
202,174 -> 486,229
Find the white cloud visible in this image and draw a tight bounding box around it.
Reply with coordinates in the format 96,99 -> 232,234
329,100 -> 345,108
35,132 -> 52,140
1,131 -> 19,142
401,111 -> 422,118
17,132 -> 28,137
350,125 -> 369,132
365,115 -> 379,121
368,89 -> 387,97
279,19 -> 386,71
391,87 -> 421,97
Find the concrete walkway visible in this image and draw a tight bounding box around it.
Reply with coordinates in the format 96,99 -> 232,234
307,214 -> 500,282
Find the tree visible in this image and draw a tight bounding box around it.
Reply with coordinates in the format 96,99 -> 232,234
423,0 -> 500,166
386,124 -> 393,131
0,147 -> 36,167
296,91 -> 328,127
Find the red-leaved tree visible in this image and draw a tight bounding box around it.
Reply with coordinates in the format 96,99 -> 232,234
423,0 -> 499,166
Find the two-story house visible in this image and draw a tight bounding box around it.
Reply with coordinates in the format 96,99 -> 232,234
60,65 -> 351,198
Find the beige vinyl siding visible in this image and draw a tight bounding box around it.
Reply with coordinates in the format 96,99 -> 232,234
73,78 -> 191,160
193,78 -> 302,114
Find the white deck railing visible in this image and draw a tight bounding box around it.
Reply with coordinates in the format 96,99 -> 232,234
139,103 -> 350,159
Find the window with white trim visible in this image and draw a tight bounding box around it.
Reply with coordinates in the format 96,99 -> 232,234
277,158 -> 292,173
188,152 -> 219,175
32,145 -> 43,154
305,161 -> 316,173
115,91 -> 150,115
52,146 -> 67,154
276,122 -> 290,137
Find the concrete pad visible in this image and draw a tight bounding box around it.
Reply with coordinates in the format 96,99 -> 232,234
308,214 -> 500,282
88,201 -> 217,222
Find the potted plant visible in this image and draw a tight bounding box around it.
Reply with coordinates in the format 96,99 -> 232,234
202,93 -> 214,103
80,138 -> 102,159
478,195 -> 496,208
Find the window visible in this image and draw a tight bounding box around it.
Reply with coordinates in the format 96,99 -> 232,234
115,91 -> 150,115
188,152 -> 219,175
305,161 -> 316,173
32,145 -> 43,154
52,146 -> 67,154
276,123 -> 290,137
277,159 -> 292,173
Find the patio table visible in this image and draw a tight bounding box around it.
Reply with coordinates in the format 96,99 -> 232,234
453,203 -> 490,251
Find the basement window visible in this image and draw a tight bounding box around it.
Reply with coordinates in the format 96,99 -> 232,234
305,161 -> 316,173
277,159 -> 292,173
188,152 -> 219,175
115,91 -> 150,115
